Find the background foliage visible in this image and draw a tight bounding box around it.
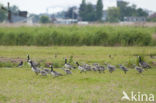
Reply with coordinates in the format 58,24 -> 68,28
0,25 -> 155,46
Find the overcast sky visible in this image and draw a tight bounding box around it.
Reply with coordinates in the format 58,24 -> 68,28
0,0 -> 156,14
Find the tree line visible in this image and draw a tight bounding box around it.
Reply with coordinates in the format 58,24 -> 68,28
65,0 -> 150,22
107,1 -> 148,22
0,0 -> 156,23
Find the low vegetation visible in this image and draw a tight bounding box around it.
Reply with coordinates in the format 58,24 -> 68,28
0,26 -> 155,46
0,46 -> 155,68
0,46 -> 156,103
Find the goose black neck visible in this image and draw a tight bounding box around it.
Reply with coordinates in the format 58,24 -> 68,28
138,56 -> 142,63
76,62 -> 79,66
27,55 -> 30,61
51,66 -> 53,72
30,62 -> 35,68
65,59 -> 67,64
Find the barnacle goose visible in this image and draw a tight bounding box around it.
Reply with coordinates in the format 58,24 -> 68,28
29,60 -> 40,75
17,61 -> 23,67
50,65 -> 63,77
138,56 -> 151,69
119,64 -> 128,74
76,62 -> 86,73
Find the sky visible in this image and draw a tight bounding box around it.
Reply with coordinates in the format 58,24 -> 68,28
0,0 -> 156,14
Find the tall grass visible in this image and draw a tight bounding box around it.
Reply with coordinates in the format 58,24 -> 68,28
0,26 -> 155,46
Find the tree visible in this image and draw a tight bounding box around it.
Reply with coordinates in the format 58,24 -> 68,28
84,3 -> 96,21
96,0 -> 103,21
40,16 -> 50,23
65,6 -> 78,19
117,1 -> 129,21
107,7 -> 120,22
79,0 -> 86,20
117,1 -> 148,21
136,8 -> 148,17
0,4 -> 7,22
79,0 -> 97,21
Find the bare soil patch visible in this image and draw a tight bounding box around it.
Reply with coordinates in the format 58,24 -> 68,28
0,57 -> 24,63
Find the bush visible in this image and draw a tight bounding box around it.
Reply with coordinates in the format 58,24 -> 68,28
0,26 -> 154,46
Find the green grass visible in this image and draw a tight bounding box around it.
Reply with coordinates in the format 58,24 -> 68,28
0,46 -> 156,103
0,46 -> 155,67
0,25 -> 155,46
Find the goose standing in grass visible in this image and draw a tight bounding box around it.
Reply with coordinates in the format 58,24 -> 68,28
96,66 -> 101,73
44,68 -> 51,74
106,64 -> 116,73
40,70 -> 48,76
62,67 -> 72,75
50,65 -> 63,77
119,64 -> 128,74
84,64 -> 92,71
29,60 -> 40,75
27,54 -> 40,67
92,63 -> 99,72
76,62 -> 86,73
92,67 -> 97,71
99,65 -> 105,73
93,64 -> 101,73
40,67 -> 51,74
138,56 -> 151,69
93,63 -> 105,73
135,65 -> 144,74
64,58 -> 73,70
17,61 -> 23,67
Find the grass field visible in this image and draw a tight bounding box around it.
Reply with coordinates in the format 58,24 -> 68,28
0,26 -> 155,46
0,46 -> 156,103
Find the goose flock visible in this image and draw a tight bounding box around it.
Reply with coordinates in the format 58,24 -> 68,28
17,55 -> 152,77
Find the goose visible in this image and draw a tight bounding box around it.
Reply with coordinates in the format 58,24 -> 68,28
96,66 -> 101,73
93,64 -> 101,73
64,58 -> 73,70
29,60 -> 40,75
27,54 -> 40,67
61,67 -> 72,75
50,65 -> 63,77
76,62 -> 86,73
40,67 -> 51,74
44,68 -> 51,74
138,56 -> 151,69
135,65 -> 143,74
83,64 -> 92,71
119,64 -> 128,74
96,65 -> 105,73
17,61 -> 23,67
92,67 -> 97,71
92,63 -> 99,72
99,65 -> 105,73
92,63 -> 105,73
106,64 -> 116,73
40,70 -> 48,76
92,63 -> 99,67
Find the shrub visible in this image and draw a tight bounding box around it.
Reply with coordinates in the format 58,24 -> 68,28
0,26 -> 154,46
